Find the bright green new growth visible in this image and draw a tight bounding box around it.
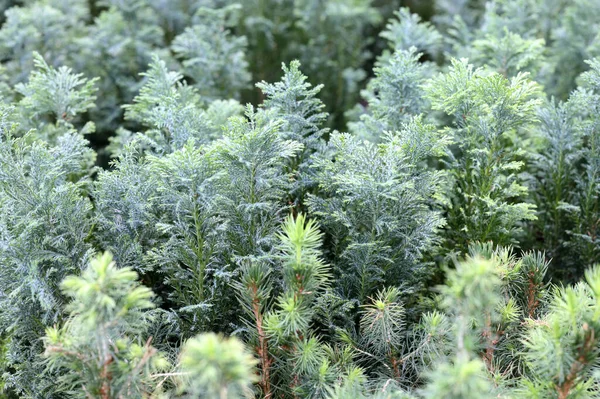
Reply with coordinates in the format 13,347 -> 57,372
235,213 -> 336,398
43,252 -> 169,398
178,333 -> 257,399
359,287 -> 405,358
520,266 -> 600,398
267,214 -> 330,338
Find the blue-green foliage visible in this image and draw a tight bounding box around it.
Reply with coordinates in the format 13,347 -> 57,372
256,60 -> 328,200
529,58 -> 600,279
380,7 -> 442,59
0,1 -> 600,398
172,5 -> 250,101
426,59 -> 540,254
308,118 -> 446,302
349,48 -> 433,142
0,112 -> 94,396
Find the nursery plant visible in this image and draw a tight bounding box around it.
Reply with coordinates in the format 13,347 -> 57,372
0,1 -> 600,398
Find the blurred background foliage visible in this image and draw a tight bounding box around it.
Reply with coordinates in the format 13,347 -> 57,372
0,0 -> 432,166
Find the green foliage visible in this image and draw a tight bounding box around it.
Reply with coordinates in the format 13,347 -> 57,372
16,52 -> 97,123
266,214 -> 330,339
529,57 -> 600,278
43,252 -> 169,398
0,107 -> 94,396
178,333 -> 257,398
235,214 -> 337,398
308,119 -> 445,302
0,0 -> 87,85
528,99 -> 581,274
566,62 -> 600,272
93,144 -> 160,272
2,1 -> 600,398
214,106 -> 302,261
121,55 -> 221,153
171,5 -> 250,101
416,246 -> 548,398
380,8 -> 442,59
360,287 -> 405,356
520,266 -> 600,398
15,52 -> 98,144
144,142 -> 231,333
290,0 -> 381,127
349,48 -> 433,142
256,60 -> 328,200
469,29 -> 546,77
427,59 -> 541,254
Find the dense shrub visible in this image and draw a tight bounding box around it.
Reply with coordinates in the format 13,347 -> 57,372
0,1 -> 599,398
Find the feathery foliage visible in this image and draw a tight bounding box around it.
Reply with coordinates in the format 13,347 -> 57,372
308,120 -> 445,302
43,252 -> 169,398
427,58 -> 541,254
2,1 -> 600,398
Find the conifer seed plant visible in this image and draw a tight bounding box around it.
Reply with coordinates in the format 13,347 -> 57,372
0,1 -> 600,398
